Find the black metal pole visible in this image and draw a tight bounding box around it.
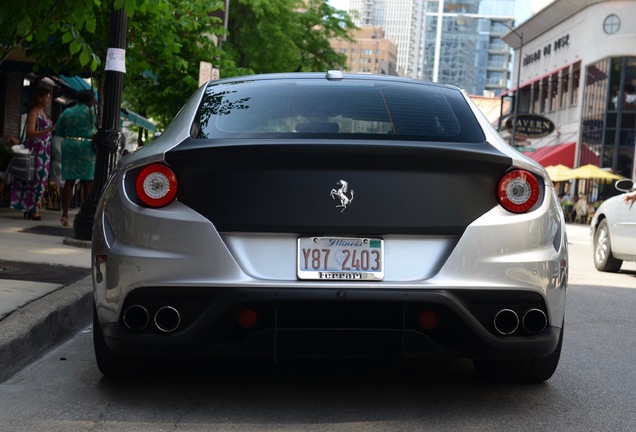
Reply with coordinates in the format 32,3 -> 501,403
73,3 -> 127,240
511,32 -> 523,149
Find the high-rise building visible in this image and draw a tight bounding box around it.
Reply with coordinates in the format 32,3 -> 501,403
330,27 -> 398,75
347,0 -> 518,95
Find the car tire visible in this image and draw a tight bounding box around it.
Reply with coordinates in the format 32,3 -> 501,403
593,219 -> 623,272
473,326 -> 563,383
93,306 -> 134,378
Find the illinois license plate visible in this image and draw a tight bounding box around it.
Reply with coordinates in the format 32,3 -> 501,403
297,237 -> 384,280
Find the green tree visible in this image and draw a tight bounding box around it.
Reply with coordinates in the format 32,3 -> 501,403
1,0 -> 227,129
224,0 -> 355,74
0,0 -> 152,71
122,0 -> 227,128
1,0 -> 356,130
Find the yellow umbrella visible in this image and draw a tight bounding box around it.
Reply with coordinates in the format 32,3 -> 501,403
544,164 -> 575,182
566,164 -> 624,180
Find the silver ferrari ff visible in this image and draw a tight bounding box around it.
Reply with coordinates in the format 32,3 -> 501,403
92,71 -> 568,382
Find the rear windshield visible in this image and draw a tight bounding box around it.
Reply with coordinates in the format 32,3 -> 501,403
191,78 -> 485,143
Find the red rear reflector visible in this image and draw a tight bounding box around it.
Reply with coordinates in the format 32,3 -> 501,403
135,163 -> 178,208
497,170 -> 540,213
238,308 -> 258,329
95,254 -> 107,264
418,310 -> 439,330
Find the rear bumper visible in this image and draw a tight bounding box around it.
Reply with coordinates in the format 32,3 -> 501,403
97,287 -> 562,361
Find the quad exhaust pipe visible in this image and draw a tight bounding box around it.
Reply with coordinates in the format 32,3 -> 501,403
493,309 -> 519,335
493,308 -> 548,335
123,304 -> 150,331
122,304 -> 181,333
154,306 -> 181,333
522,308 -> 548,334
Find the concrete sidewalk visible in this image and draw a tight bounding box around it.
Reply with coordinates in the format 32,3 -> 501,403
0,204 -> 93,383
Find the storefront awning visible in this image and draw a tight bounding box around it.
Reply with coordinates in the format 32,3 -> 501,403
523,142 -> 575,167
523,142 -> 601,168
58,75 -> 156,132
121,108 -> 156,133
59,74 -> 92,92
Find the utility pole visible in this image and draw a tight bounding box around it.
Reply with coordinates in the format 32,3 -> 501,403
73,2 -> 127,240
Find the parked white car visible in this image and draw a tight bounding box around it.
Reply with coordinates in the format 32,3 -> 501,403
591,179 -> 636,272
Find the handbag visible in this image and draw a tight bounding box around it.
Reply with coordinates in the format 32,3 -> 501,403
5,118 -> 35,181
7,151 -> 35,181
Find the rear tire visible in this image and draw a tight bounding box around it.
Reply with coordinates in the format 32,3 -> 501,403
473,326 -> 563,383
93,306 -> 134,378
593,219 -> 622,272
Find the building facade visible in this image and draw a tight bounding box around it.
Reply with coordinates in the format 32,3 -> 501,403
330,26 -> 398,75
348,0 -> 517,96
503,0 -> 636,184
349,0 -> 415,77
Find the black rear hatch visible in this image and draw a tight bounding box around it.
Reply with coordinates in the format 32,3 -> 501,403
166,139 -> 512,235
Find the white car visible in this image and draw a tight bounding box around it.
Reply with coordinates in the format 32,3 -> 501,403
92,71 -> 568,383
591,179 -> 636,272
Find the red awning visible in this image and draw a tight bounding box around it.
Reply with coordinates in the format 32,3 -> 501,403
522,142 -> 601,168
523,142 -> 575,167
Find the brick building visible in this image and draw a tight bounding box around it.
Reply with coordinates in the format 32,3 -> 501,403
330,27 -> 398,75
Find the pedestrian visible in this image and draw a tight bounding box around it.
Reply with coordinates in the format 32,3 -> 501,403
623,189 -> 636,204
9,88 -> 56,220
55,90 -> 98,226
573,194 -> 588,223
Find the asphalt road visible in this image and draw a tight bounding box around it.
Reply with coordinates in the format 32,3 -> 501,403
1,224 -> 635,431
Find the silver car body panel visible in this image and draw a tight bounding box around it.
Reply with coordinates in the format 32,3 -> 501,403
93,172 -> 567,327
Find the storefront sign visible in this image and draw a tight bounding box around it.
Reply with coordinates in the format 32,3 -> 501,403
505,114 -> 556,138
523,34 -> 570,66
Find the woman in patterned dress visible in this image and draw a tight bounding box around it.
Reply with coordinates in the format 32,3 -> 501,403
10,88 -> 56,220
55,90 -> 97,226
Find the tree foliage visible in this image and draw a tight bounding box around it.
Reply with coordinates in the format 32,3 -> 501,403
122,0 -> 226,126
224,0 -> 355,74
0,0 -> 152,72
0,0 -> 356,129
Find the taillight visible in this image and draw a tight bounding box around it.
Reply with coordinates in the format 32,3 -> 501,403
135,163 -> 178,208
497,169 -> 540,213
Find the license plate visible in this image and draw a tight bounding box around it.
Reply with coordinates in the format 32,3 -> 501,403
297,237 -> 384,280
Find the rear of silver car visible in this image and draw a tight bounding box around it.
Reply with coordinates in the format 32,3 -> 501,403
92,73 -> 567,382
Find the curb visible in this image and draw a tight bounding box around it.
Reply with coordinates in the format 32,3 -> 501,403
62,236 -> 92,249
0,276 -> 93,383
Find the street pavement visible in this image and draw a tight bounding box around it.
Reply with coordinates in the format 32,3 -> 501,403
0,203 -> 595,383
0,204 -> 92,383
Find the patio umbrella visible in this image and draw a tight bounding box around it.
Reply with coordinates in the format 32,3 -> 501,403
565,164 -> 624,181
544,164 -> 575,182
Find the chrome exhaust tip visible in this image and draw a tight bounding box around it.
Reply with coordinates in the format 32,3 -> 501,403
123,304 -> 150,331
493,308 -> 519,335
154,306 -> 181,333
522,308 -> 548,334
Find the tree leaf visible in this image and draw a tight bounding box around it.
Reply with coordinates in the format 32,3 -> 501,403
70,40 -> 81,55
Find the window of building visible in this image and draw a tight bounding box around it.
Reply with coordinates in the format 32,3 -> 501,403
532,83 -> 541,114
488,54 -> 505,68
571,62 -> 580,106
559,71 -> 569,109
579,58 -> 636,177
603,14 -> 620,34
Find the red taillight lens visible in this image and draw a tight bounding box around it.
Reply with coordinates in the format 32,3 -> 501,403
497,169 -> 540,213
135,163 -> 178,208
